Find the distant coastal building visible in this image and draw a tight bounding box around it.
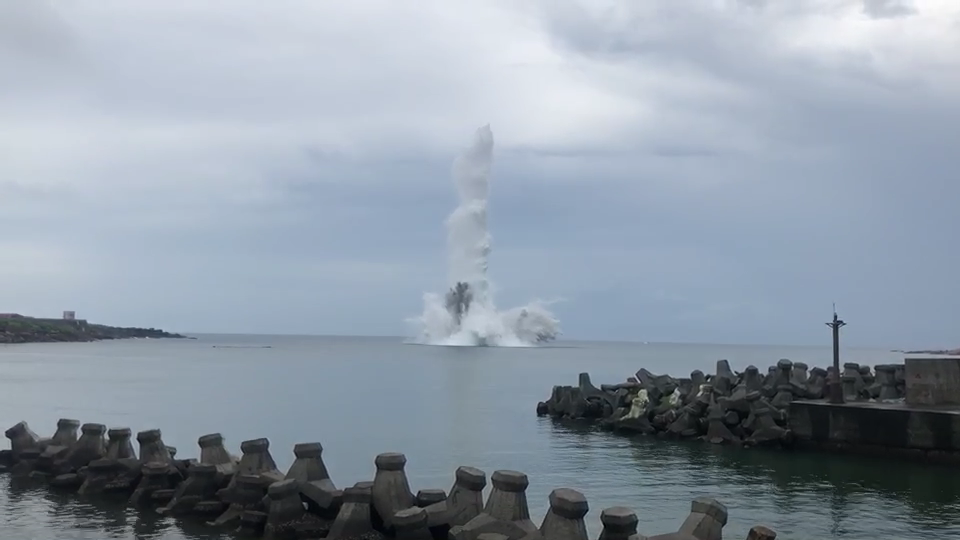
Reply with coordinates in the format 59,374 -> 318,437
0,312 -> 86,327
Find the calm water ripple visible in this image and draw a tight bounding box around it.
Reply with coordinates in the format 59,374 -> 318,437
0,335 -> 956,539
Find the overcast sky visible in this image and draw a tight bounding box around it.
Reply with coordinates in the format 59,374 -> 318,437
1,0 -> 958,347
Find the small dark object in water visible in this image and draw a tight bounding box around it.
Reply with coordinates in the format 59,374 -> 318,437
444,282 -> 473,326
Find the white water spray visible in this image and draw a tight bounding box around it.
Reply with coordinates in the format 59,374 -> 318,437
410,125 -> 561,347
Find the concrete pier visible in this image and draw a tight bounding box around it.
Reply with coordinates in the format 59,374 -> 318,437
790,400 -> 960,463
789,355 -> 960,462
905,356 -> 960,407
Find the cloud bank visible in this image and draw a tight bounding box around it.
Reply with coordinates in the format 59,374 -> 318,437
1,0 -> 958,347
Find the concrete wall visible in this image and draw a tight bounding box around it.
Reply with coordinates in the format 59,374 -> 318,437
905,357 -> 960,406
790,401 -> 960,463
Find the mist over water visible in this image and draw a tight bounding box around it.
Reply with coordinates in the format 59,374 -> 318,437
410,125 -> 560,346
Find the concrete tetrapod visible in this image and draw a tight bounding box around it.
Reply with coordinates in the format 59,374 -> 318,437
5,421 -> 40,462
416,488 -> 446,507
677,497 -> 728,540
32,419 -> 79,476
198,433 -> 234,466
806,368 -> 827,399
131,430 -> 182,505
740,366 -> 762,393
713,360 -> 736,396
705,390 -> 739,445
11,448 -> 41,476
263,478 -> 305,539
371,452 -> 415,530
484,470 -> 538,532
790,362 -> 809,391
57,423 -> 106,475
90,427 -> 142,493
130,461 -> 177,506
842,363 -> 865,397
49,423 -> 106,488
841,375 -> 859,402
393,506 -> 432,540
747,526 -> 777,540
685,370 -> 707,405
328,481 -> 375,540
212,473 -> 270,527
770,359 -> 795,409
452,470 -> 541,540
48,418 -> 80,447
285,442 -> 341,518
538,357 -> 886,449
158,462 -> 223,516
598,507 -> 642,540
78,458 -> 123,495
425,465 -> 486,528
2,419 -> 779,539
580,372 -> 619,413
136,429 -> 173,465
239,508 -> 269,537
197,432 -> 237,484
539,488 -> 589,540
217,437 -> 283,508
106,428 -> 136,460
232,438 -> 283,484
874,365 -> 900,401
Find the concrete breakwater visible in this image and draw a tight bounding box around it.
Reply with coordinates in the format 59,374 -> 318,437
536,359 -> 906,448
1,419 -> 779,540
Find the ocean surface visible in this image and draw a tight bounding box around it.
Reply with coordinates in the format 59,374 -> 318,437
1,335 -> 958,539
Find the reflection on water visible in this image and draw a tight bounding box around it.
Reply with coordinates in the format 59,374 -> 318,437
5,476 -> 133,539
550,419 -> 960,538
3,475 -> 232,540
43,490 -> 133,538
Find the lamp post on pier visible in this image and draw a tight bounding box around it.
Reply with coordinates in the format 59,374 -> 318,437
826,305 -> 846,404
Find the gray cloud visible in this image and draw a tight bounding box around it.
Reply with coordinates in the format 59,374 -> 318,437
863,0 -> 917,18
1,0 -> 958,347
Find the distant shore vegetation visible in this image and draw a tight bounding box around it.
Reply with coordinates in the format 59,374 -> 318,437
0,317 -> 185,344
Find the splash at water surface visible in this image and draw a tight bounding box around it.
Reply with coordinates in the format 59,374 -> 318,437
409,125 -> 560,346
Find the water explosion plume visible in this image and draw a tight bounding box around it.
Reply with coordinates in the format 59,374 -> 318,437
410,125 -> 561,347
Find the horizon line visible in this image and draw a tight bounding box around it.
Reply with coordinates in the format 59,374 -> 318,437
171,331 -> 909,350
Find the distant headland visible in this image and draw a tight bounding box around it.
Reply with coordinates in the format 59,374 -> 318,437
0,312 -> 186,344
902,348 -> 960,355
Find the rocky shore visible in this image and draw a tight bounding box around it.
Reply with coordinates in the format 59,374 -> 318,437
0,318 -> 185,344
2,419 -> 779,540
537,359 -> 906,448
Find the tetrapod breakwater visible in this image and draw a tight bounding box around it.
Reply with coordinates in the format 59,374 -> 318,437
537,359 -> 908,448
1,419 -> 779,540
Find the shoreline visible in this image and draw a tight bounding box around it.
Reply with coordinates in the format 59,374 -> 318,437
0,317 -> 187,345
